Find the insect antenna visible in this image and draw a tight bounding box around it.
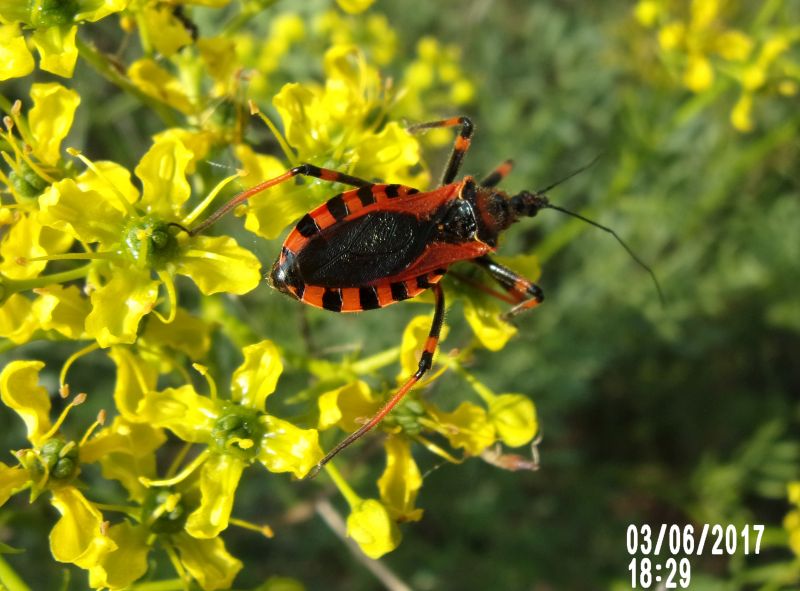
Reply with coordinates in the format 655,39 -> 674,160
543,203 -> 665,306
534,154 -> 601,195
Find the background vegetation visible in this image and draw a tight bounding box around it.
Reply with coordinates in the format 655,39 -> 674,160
1,0 -> 799,589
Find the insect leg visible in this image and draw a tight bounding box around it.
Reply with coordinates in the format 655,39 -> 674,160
480,159 -> 514,188
308,282 -> 446,477
407,116 -> 474,186
471,255 -> 544,319
190,163 -> 373,235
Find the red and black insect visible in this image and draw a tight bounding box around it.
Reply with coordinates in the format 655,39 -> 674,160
189,116 -> 661,476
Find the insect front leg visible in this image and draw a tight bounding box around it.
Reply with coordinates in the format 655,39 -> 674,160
480,159 -> 514,188
471,255 -> 544,320
190,163 -> 373,235
407,116 -> 474,186
308,282 -> 446,478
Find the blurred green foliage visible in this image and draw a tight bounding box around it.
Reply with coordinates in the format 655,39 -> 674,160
2,0 -> 799,589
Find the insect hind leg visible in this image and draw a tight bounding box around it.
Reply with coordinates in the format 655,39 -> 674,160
307,282 -> 446,478
471,255 -> 544,320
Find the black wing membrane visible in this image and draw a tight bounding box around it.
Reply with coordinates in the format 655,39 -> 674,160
295,211 -> 433,287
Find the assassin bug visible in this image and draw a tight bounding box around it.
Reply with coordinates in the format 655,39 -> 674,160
189,116 -> 661,477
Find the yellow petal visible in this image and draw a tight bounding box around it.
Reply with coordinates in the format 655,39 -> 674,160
29,82 -> 81,165
76,160 -> 139,206
135,136 -> 193,217
258,416 -> 323,478
108,347 -> 159,419
683,54 -> 714,92
32,284 -> 89,339
346,499 -> 401,559
38,178 -> 125,245
136,385 -> 217,442
128,59 -> 195,115
0,294 -> 39,345
80,416 -> 165,499
488,393 -> 537,448
690,0 -> 718,30
272,82 -> 321,156
427,402 -> 496,456
186,453 -> 246,538
75,0 -> 129,22
0,213 -> 60,280
197,36 -> 238,88
633,0 -> 661,27
352,122 -> 427,188
153,128 -> 214,174
88,521 -> 149,590
142,307 -> 211,359
713,30 -> 753,62
50,487 -> 117,568
141,4 -> 192,57
0,462 -> 29,507
0,360 -> 51,446
176,234 -> 261,295
174,533 -> 243,591
462,296 -> 516,352
730,93 -> 754,132
317,380 -> 378,431
0,25 -> 34,80
31,25 -> 78,78
398,315 -> 448,380
230,340 -> 283,411
377,436 -> 423,522
657,22 -> 685,51
85,270 -> 159,347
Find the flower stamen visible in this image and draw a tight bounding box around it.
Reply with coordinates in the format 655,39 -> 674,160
140,448 -> 211,487
192,363 -> 218,401
60,342 -> 100,394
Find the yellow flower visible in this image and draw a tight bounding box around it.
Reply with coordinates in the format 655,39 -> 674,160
0,361 -> 119,573
1,82 -> 80,202
245,45 -> 427,239
0,0 -> 127,77
80,415 -> 242,590
648,0 -> 754,93
37,135 -> 261,346
135,340 -> 322,538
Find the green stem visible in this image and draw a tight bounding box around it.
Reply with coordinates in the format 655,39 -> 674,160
222,0 -> 278,35
448,362 -> 496,404
1,264 -> 93,301
349,346 -> 400,375
0,554 -> 32,591
324,462 -> 361,509
75,36 -> 180,128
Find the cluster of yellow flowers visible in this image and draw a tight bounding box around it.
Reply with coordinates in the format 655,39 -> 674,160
0,0 -> 536,588
634,0 -> 799,131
